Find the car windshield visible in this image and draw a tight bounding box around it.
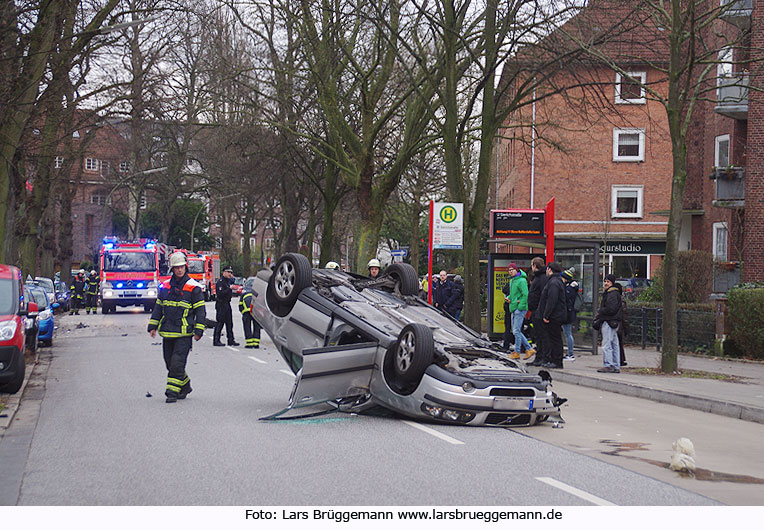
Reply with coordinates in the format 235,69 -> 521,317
102,251 -> 156,272
27,287 -> 49,309
234,277 -> 244,285
187,260 -> 204,274
0,279 -> 14,314
34,277 -> 55,293
55,281 -> 67,293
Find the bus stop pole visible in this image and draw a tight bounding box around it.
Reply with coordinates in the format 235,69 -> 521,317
428,200 -> 434,305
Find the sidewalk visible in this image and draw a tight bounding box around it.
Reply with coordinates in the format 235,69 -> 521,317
529,345 -> 764,425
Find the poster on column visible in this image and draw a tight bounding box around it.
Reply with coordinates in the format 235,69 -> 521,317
432,202 -> 463,249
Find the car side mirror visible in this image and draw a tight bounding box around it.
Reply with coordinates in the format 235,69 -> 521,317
27,301 -> 39,316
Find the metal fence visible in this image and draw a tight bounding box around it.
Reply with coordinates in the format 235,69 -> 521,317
621,307 -> 716,352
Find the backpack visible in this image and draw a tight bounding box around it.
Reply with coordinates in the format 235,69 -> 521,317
573,291 -> 584,312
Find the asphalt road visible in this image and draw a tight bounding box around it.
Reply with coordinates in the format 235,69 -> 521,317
0,302 -> 721,506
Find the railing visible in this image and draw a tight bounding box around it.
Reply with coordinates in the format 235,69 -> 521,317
712,168 -> 746,201
721,0 -> 753,16
716,73 -> 749,110
621,307 -> 716,353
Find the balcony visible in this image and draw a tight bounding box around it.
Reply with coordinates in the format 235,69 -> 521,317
713,261 -> 741,293
710,166 -> 745,208
715,73 -> 749,119
720,0 -> 753,29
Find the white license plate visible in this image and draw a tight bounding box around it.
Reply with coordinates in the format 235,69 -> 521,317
123,291 -> 137,296
493,397 -> 534,411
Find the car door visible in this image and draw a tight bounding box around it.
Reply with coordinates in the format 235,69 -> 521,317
288,342 -> 379,409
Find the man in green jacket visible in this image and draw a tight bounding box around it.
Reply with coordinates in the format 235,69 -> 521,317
502,263 -> 535,361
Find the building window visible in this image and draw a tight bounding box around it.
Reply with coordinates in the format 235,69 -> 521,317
119,161 -> 130,173
90,192 -> 110,206
100,160 -> 110,176
54,156 -> 64,168
85,157 -> 98,171
713,222 -> 728,261
264,237 -> 274,249
139,192 -> 147,209
72,130 -> 80,138
612,128 -> 645,162
715,134 -> 730,168
717,47 -> 733,81
615,71 -> 647,104
611,186 -> 644,218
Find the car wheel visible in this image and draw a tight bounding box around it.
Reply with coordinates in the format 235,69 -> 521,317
0,353 -> 25,394
266,253 -> 312,317
393,323 -> 434,384
382,263 -> 419,296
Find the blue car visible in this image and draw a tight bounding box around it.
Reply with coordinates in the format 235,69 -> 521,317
54,280 -> 71,312
25,284 -> 56,347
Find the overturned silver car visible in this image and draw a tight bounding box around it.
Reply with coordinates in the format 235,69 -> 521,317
251,253 -> 565,427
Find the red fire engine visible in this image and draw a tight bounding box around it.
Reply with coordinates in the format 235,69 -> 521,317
99,237 -> 159,314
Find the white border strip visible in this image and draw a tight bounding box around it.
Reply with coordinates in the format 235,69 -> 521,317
535,477 -> 616,506
226,346 -> 239,352
280,369 -> 295,377
402,420 -> 465,445
248,355 -> 267,364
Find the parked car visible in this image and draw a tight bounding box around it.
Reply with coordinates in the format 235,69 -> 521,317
251,253 -> 565,427
1,265 -> 37,394
616,277 -> 652,299
26,284 -> 55,347
243,276 -> 256,294
231,277 -> 244,297
54,280 -> 71,312
33,276 -> 56,306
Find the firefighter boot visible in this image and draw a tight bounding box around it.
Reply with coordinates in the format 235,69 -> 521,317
178,383 -> 193,400
165,392 -> 178,403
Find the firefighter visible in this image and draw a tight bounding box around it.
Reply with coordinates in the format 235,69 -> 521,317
368,258 -> 382,279
239,288 -> 261,349
85,270 -> 99,314
147,251 -> 206,403
69,269 -> 86,315
213,265 -> 239,346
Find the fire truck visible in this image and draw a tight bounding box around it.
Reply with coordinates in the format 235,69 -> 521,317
200,251 -> 220,301
99,237 -> 159,314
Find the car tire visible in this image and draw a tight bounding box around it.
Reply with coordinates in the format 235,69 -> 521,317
393,323 -> 434,385
0,353 -> 25,394
266,253 -> 312,317
382,263 -> 419,296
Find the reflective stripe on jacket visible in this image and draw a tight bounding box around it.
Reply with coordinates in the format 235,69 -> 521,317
238,291 -> 254,314
147,275 -> 206,338
86,277 -> 99,295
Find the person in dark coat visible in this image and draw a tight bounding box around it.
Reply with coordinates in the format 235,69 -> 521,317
448,275 -> 465,320
433,270 -> 454,312
527,257 -> 549,366
213,265 -> 239,346
538,262 -> 567,369
594,274 -> 623,373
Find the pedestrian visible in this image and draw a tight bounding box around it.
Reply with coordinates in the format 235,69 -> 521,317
538,262 -> 567,369
502,263 -> 535,360
448,274 -> 465,320
593,273 -> 623,373
561,268 -> 579,361
213,265 -> 239,346
239,288 -> 261,349
147,251 -> 206,403
69,269 -> 86,315
433,270 -> 454,312
85,270 -> 99,314
368,258 -> 382,279
527,257 -> 549,366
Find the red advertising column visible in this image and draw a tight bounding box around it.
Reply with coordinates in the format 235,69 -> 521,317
545,198 -> 555,263
428,200 -> 434,304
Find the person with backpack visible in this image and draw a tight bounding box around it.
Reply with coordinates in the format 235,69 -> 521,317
561,268 -> 581,362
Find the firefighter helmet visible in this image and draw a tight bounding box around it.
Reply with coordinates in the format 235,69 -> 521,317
169,252 -> 187,267
90,270 -> 96,276
325,261 -> 340,270
78,269 -> 85,275
367,258 -> 381,269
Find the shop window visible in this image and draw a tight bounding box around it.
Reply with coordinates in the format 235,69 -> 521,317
611,186 -> 643,218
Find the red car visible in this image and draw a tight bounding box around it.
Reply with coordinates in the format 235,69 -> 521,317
1,264 -> 37,394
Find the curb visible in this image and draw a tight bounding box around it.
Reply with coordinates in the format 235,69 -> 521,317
548,369 -> 764,425
0,358 -> 35,430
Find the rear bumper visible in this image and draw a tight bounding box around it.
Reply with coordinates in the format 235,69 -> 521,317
38,318 -> 54,340
101,287 -> 157,306
0,345 -> 24,384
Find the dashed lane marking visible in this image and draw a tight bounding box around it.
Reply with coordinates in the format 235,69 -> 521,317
535,477 -> 616,506
248,355 -> 266,364
402,420 -> 465,445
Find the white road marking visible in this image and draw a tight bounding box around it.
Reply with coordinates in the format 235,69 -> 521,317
226,346 -> 239,352
402,420 -> 465,445
280,369 -> 295,377
535,477 -> 616,506
248,355 -> 266,364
